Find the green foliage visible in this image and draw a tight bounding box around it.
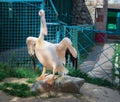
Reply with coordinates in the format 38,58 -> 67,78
0,83 -> 38,97
0,63 -> 117,97
0,63 -> 10,81
68,68 -> 114,88
0,63 -> 40,97
111,42 -> 120,84
26,78 -> 36,83
111,65 -> 116,81
0,71 -> 7,81
10,68 -> 40,78
68,68 -> 87,78
0,63 -> 40,81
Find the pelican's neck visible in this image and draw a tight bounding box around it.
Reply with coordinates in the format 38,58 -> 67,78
36,35 -> 43,49
36,12 -> 47,48
39,28 -> 44,40
39,15 -> 47,39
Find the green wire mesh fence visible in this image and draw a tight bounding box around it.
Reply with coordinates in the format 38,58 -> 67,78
0,0 -> 120,84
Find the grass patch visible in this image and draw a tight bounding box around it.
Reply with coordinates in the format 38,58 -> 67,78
0,83 -> 38,97
26,78 -> 36,83
0,63 -> 10,81
0,63 -> 40,81
9,68 -> 40,78
68,68 -> 114,88
0,63 -> 41,97
0,71 -> 7,81
0,62 -> 119,97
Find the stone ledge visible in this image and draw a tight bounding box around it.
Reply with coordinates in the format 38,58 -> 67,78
31,75 -> 85,94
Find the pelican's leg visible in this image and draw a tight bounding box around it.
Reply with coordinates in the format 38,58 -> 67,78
31,56 -> 36,70
46,67 -> 56,85
36,67 -> 46,81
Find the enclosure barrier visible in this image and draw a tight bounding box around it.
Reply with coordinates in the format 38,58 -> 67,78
0,0 -> 60,68
0,0 -> 120,84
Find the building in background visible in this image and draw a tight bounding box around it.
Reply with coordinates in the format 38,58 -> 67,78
71,0 -> 120,41
94,0 -> 108,42
107,0 -> 120,39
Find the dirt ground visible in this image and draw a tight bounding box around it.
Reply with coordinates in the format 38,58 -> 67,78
0,78 -> 120,102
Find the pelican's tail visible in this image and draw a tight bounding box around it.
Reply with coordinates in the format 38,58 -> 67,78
62,67 -> 69,75
57,66 -> 69,75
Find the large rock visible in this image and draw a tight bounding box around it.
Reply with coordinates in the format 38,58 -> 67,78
31,75 -> 85,94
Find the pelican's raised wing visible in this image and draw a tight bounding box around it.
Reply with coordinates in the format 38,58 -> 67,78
26,37 -> 38,57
